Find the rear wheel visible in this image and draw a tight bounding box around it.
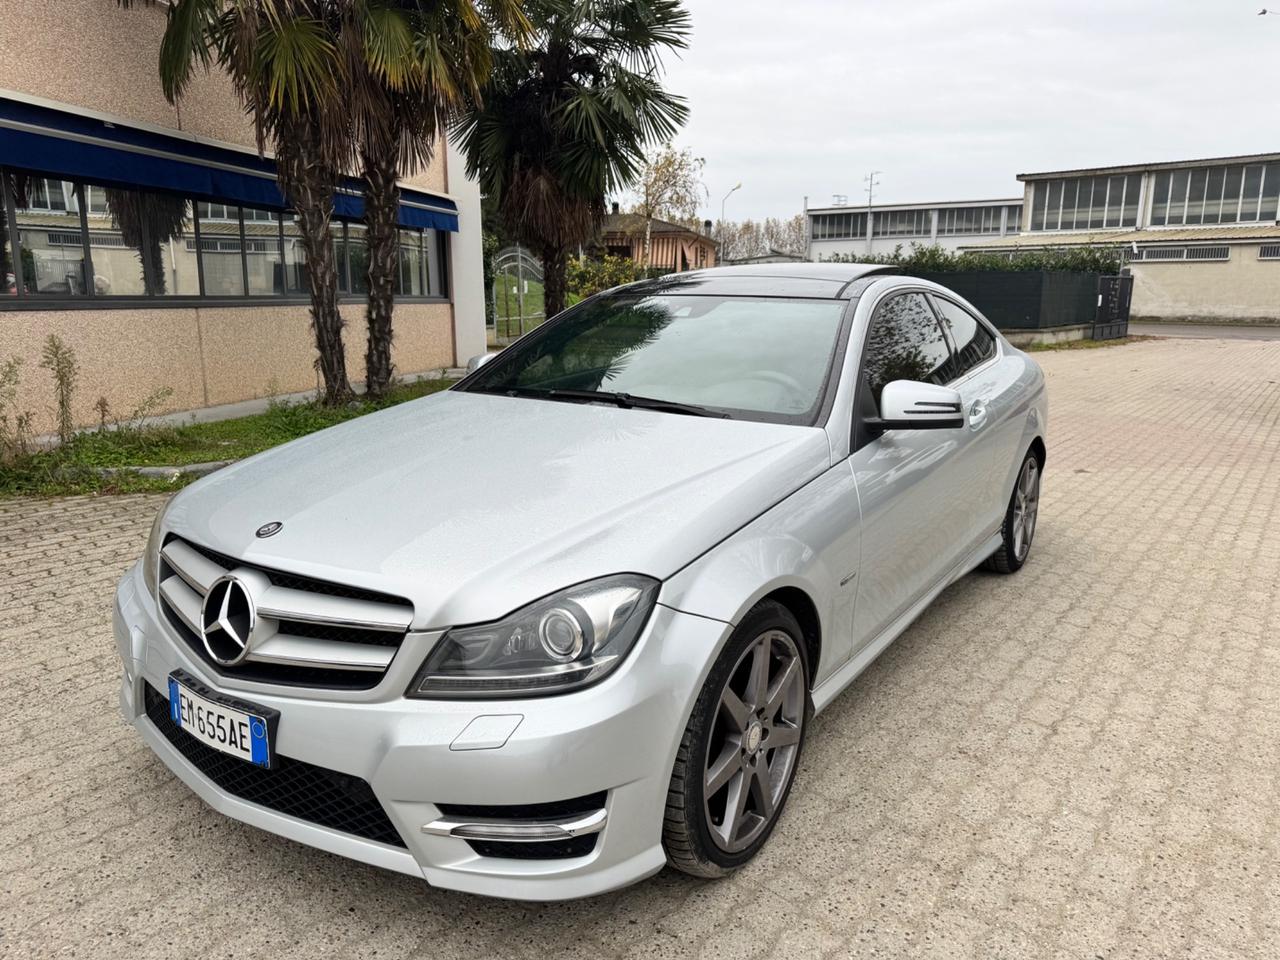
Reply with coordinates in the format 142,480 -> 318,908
663,601 -> 811,877
986,449 -> 1041,574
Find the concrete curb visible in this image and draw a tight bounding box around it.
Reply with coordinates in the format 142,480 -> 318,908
91,460 -> 236,480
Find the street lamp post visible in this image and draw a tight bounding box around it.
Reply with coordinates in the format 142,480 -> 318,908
721,182 -> 742,224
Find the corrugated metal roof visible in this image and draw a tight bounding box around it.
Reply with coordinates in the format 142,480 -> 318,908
807,198 -> 1022,215
1018,151 -> 1280,181
962,224 -> 1280,250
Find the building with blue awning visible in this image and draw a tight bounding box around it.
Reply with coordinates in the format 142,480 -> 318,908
0,2 -> 485,430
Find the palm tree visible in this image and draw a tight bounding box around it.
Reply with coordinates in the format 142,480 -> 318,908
119,0 -> 355,404
341,0 -> 528,398
102,189 -> 190,295
1,171 -> 29,292
454,0 -> 690,319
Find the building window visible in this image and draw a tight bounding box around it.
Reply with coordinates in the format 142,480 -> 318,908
873,209 -> 932,238
1132,245 -> 1230,262
1150,163 -> 1279,226
1029,174 -> 1142,231
1260,244 -> 1280,260
810,211 -> 867,240
937,206 -> 1007,236
1,164 -> 448,305
1005,205 -> 1022,234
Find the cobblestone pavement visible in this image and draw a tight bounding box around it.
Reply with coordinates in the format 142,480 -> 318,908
3,336 -> 1279,960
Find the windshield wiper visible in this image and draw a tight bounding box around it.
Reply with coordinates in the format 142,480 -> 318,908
544,388 -> 730,419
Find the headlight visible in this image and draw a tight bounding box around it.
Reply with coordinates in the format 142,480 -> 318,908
407,574 -> 659,699
140,505 -> 166,599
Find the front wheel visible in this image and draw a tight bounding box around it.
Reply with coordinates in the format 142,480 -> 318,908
985,449 -> 1042,574
662,601 -> 811,878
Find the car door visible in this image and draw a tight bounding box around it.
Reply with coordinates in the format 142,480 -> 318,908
847,290 -> 977,651
930,294 -> 1020,543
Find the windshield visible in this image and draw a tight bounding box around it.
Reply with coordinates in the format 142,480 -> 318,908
462,294 -> 848,424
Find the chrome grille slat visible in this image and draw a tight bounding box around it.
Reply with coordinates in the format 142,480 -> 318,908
159,574 -> 204,635
158,535 -> 413,689
161,539 -> 228,593
257,584 -> 411,632
250,634 -> 394,671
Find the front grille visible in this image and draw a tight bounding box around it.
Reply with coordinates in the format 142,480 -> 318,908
144,684 -> 405,847
158,535 -> 414,690
436,793 -> 605,861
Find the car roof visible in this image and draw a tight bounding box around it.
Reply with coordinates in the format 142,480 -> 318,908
618,262 -> 901,300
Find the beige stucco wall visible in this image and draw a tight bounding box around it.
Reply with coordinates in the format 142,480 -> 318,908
0,0 -> 452,186
1130,246 -> 1280,323
5,302 -> 454,434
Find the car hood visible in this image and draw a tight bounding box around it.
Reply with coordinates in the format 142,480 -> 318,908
163,391 -> 832,629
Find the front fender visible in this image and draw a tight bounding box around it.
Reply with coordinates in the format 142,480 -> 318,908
657,463 -> 861,688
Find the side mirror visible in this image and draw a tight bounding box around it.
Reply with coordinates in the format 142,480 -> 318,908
870,380 -> 963,430
466,352 -> 497,374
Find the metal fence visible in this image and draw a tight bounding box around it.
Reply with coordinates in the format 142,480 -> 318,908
489,245 -> 545,344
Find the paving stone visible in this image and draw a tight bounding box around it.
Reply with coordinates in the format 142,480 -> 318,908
2,336 -> 1279,959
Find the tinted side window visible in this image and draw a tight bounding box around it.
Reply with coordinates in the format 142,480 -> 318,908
934,298 -> 996,379
862,293 -> 952,412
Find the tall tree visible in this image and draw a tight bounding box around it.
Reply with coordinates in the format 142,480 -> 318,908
342,0 -> 528,398
628,143 -> 704,267
102,189 -> 190,294
455,0 -> 690,319
120,0 -> 355,404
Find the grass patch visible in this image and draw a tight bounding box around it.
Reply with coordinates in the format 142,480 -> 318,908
1025,335 -> 1158,352
0,378 -> 454,499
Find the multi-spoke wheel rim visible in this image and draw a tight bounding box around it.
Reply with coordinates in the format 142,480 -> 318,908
1012,457 -> 1040,561
702,630 -> 805,853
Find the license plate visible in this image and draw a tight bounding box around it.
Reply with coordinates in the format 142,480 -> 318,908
167,671 -> 277,768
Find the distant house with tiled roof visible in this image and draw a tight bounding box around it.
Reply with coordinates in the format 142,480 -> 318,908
598,204 -> 717,273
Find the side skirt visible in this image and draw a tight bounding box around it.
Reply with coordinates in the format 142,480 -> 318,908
811,529 -> 1003,715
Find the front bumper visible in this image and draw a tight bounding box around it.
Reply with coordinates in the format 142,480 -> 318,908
114,562 -> 728,900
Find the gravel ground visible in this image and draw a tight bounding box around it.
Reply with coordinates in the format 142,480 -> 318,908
2,335 -> 1278,959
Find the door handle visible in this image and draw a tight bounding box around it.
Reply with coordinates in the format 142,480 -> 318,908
968,398 -> 989,430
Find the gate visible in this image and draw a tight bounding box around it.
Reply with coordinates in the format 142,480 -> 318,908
1093,275 -> 1133,340
489,246 -> 545,345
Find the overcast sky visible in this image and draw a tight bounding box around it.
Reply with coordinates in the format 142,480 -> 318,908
657,0 -> 1280,221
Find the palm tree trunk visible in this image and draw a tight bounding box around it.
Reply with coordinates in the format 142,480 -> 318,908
541,243 -> 568,319
275,120 -> 353,406
361,148 -> 400,399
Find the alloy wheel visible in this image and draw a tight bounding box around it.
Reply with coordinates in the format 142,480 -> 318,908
702,629 -> 806,853
1012,457 -> 1040,561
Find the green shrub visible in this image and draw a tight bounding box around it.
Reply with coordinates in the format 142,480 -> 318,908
566,256 -> 669,301
820,243 -> 1121,275
39,334 -> 79,445
0,357 -> 34,465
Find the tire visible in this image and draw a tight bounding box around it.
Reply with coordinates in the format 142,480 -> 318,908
662,601 -> 812,878
985,448 -> 1042,574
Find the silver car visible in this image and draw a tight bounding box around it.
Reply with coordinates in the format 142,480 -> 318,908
114,264 -> 1046,900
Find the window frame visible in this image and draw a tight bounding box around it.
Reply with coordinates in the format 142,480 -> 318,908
927,293 -> 1000,383
0,164 -> 452,309
857,289 -> 955,406
849,285 -> 1004,453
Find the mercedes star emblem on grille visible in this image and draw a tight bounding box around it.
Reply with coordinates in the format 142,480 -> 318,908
200,575 -> 257,666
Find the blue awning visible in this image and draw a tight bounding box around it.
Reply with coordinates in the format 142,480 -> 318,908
0,97 -> 459,231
